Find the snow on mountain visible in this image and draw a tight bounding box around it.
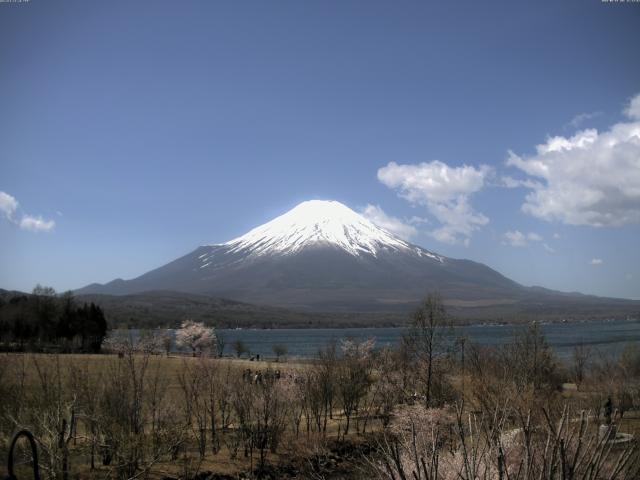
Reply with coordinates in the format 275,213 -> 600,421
211,200 -> 442,260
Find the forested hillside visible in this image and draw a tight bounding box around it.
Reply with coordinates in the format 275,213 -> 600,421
0,286 -> 107,352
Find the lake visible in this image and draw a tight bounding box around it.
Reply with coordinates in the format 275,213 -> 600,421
208,318 -> 640,360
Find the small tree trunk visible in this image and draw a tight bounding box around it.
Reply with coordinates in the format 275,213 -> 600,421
426,354 -> 433,407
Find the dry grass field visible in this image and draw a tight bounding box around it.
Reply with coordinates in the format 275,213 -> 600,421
3,322 -> 640,479
0,351 -> 375,479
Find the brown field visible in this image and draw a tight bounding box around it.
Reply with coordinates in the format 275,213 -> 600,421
0,352 -> 372,479
3,321 -> 640,480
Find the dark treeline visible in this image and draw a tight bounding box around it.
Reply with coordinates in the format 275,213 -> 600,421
0,285 -> 107,353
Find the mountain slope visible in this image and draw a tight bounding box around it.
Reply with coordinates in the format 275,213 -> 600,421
76,200 -> 634,313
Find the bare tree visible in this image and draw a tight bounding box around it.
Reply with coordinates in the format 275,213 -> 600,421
370,402 -> 640,480
336,338 -> 375,436
272,343 -> 288,362
232,372 -> 290,471
505,322 -> 558,393
232,339 -> 249,358
572,341 -> 591,388
27,355 -> 76,480
161,330 -> 172,356
404,293 -> 449,407
361,347 -> 403,432
177,358 -> 210,458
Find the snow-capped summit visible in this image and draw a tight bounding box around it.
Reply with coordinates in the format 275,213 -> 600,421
220,200 -> 415,258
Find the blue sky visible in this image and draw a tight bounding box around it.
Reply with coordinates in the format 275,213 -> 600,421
1,0 -> 639,299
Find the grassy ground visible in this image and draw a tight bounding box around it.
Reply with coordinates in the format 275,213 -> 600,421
1,352 -> 361,479
1,351 -> 308,389
5,353 -> 638,479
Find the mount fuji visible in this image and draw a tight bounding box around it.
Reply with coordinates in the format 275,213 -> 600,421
77,200 -> 636,315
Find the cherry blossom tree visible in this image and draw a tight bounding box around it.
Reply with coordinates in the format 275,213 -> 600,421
175,320 -> 217,357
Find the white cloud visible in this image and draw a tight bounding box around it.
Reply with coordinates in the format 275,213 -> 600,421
507,93 -> 640,227
377,161 -> 491,245
590,258 -> 603,265
408,215 -> 429,225
625,94 -> 640,120
502,230 -> 544,247
552,233 -> 561,239
361,204 -> 417,240
500,176 -> 542,190
0,191 -> 18,220
626,273 -> 634,280
527,232 -> 543,242
19,215 -> 55,232
567,111 -> 601,129
543,243 -> 555,253
503,230 -> 528,247
0,190 -> 55,232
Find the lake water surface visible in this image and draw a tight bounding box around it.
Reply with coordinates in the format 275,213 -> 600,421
209,318 -> 640,360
